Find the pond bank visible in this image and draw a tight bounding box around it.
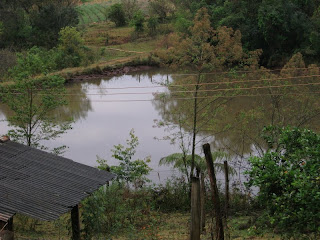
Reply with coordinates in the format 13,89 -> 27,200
56,55 -> 159,83
69,65 -> 154,82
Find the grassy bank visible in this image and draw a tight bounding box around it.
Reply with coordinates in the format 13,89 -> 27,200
13,212 -> 281,240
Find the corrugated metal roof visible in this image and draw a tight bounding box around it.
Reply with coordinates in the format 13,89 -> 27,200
0,140 -> 115,222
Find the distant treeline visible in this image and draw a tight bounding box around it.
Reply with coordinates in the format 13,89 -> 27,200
2,0 -> 320,67
0,0 -> 79,49
171,0 -> 320,67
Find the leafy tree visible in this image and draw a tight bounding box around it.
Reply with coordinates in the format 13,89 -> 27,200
97,129 -> 152,188
107,3 -> 127,27
0,49 -> 72,154
56,26 -> 86,68
247,126 -> 320,234
154,7 -> 260,179
132,10 -> 145,33
148,0 -> 175,23
121,0 -> 139,21
147,16 -> 159,36
30,3 -> 79,48
0,0 -> 79,49
160,151 -> 234,183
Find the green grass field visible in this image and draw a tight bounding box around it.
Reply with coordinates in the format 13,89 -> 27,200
76,1 -> 114,25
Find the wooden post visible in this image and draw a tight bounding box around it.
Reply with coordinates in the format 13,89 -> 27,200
203,143 -> 224,240
0,219 -> 14,240
190,177 -> 201,240
71,205 -> 81,240
224,161 -> 230,239
224,161 -> 230,214
200,171 -> 206,232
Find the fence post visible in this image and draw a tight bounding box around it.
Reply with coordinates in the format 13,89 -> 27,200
224,161 -> 230,239
200,171 -> 206,232
203,143 -> 224,240
190,177 -> 201,240
71,204 -> 81,240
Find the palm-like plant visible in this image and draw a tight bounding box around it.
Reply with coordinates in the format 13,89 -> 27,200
159,151 -> 235,183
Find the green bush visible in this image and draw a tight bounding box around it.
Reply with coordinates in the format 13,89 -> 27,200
147,16 -> 159,36
107,3 -> 127,27
247,126 -> 320,234
82,183 -> 158,239
152,176 -> 190,212
56,26 -> 86,68
132,10 -> 145,33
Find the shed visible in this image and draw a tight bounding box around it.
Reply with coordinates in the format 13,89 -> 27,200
0,136 -> 115,239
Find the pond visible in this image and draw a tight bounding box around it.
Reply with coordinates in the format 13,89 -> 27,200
1,68 -> 320,185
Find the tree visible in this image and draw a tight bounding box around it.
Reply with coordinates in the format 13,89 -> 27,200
0,0 -> 79,49
56,26 -> 87,68
97,129 -> 152,188
107,3 -> 127,27
247,126 -> 320,234
148,0 -> 175,23
132,10 -> 145,33
153,7 -> 260,179
0,49 -> 72,154
160,151 -> 234,183
147,16 -> 159,37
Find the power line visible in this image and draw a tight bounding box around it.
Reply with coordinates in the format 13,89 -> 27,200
6,79 -> 320,97
76,74 -> 320,90
5,74 -> 320,93
68,91 -> 320,103
168,66 -> 320,76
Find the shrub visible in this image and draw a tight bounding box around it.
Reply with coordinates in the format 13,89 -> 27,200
247,126 -> 320,234
82,183 -> 158,239
0,49 -> 16,80
97,129 -> 152,188
152,176 -> 190,212
132,10 -> 145,33
147,16 -> 159,37
56,26 -> 86,68
107,3 -> 127,27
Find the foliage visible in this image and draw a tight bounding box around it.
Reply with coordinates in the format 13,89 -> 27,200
107,3 -> 127,27
121,0 -> 139,21
131,11 -> 145,33
30,3 -> 79,48
97,129 -> 152,187
0,0 -> 79,49
247,126 -> 320,234
1,76 -> 72,154
9,47 -> 58,79
159,151 -> 233,183
56,26 -> 89,68
82,183 -> 159,239
174,11 -> 192,34
152,176 -> 190,212
1,48 -> 72,154
208,0 -> 320,66
0,49 -> 16,80
147,16 -> 159,37
148,0 -> 175,23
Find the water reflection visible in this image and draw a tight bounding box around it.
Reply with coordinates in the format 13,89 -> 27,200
1,68 -> 320,184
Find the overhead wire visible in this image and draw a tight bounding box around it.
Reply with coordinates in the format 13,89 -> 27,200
76,74 -> 320,90
67,91 -> 320,103
6,80 -> 320,97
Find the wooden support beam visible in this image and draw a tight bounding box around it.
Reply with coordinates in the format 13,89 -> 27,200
71,205 -> 80,240
0,219 -> 14,240
190,177 -> 201,240
203,143 -> 224,240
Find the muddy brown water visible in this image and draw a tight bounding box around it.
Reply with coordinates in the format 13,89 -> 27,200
1,68 -> 320,184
